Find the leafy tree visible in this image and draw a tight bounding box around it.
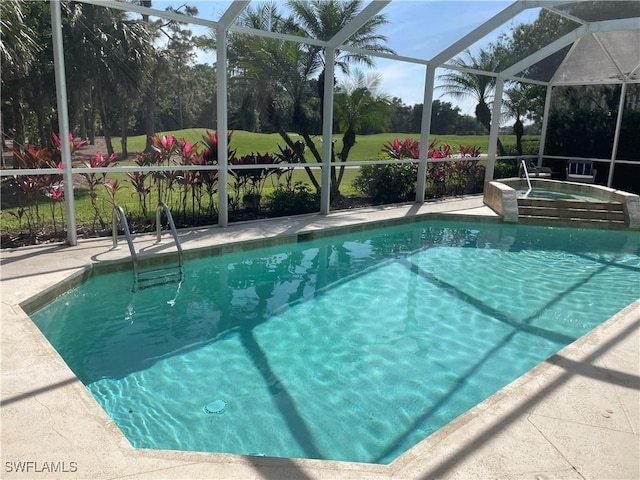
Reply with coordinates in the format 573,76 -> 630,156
492,9 -> 578,129
430,100 -> 462,135
454,115 -> 485,135
389,98 -> 413,132
497,9 -> 578,81
157,5 -> 208,131
138,0 -> 159,152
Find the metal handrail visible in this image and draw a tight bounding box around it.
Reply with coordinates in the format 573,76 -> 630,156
112,205 -> 137,261
521,159 -> 532,197
112,205 -> 139,290
155,203 -> 183,268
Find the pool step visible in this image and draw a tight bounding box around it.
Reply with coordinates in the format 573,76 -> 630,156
517,198 -> 621,210
517,198 -> 626,228
137,265 -> 184,290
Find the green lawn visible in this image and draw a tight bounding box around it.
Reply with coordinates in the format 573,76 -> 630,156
116,129 -> 530,161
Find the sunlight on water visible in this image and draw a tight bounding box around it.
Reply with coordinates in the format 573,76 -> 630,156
31,221 -> 640,464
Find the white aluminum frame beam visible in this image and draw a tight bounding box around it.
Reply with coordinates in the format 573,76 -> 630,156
608,82 -> 627,187
216,1 -> 249,227
416,67 -> 435,202
538,84 -> 554,165
51,0 -> 77,246
320,52 -> 336,214
80,0 -> 220,29
485,77 -> 505,183
429,0 -> 527,66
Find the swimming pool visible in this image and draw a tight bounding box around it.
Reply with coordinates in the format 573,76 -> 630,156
30,220 -> 640,464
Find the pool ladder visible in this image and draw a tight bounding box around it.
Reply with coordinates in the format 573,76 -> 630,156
112,203 -> 184,291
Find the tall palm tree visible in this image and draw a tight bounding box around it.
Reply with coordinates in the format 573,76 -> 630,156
503,83 -> 533,155
0,0 -> 40,151
63,2 -> 152,155
438,48 -> 506,155
228,1 -> 394,197
333,70 -> 391,194
0,0 -> 39,76
287,0 -> 394,115
228,2 -> 323,189
140,0 -> 158,152
288,0 -> 395,198
230,2 -> 319,129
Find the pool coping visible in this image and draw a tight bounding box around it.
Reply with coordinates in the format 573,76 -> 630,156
2,195 -> 639,479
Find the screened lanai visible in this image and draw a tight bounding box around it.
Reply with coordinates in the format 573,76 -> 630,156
4,0 -> 640,245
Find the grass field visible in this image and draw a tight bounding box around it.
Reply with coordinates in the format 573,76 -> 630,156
1,130 -> 532,234
117,129 -> 532,161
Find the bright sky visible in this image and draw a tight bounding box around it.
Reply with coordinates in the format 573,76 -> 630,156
151,0 -> 543,116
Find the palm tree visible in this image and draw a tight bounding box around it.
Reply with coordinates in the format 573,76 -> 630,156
228,2 -> 323,189
287,0 -> 394,115
438,48 -> 506,155
230,2 -> 319,130
0,0 -> 39,75
333,70 -> 391,194
140,0 -> 158,152
228,1 -> 394,197
63,2 -> 152,155
287,0 -> 395,198
503,83 -> 534,155
0,0 -> 40,151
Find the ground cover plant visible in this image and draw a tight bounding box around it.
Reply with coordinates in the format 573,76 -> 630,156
0,131 -> 527,248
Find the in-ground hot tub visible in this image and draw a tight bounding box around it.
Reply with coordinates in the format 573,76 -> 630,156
483,178 -> 640,228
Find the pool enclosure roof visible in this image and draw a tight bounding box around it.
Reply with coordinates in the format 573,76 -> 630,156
36,1 -> 640,243
90,0 -> 640,87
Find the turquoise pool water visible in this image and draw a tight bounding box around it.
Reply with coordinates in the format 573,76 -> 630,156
516,188 -> 604,201
31,221 -> 640,464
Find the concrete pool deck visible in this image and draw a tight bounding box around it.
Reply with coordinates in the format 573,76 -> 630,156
1,195 -> 639,479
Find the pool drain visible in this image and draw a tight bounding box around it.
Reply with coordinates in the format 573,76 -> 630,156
204,400 -> 227,414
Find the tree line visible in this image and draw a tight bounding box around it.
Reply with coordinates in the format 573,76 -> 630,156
2,0 -> 636,167
0,0 -> 514,158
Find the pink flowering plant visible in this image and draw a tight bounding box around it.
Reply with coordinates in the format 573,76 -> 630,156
354,137 -> 485,203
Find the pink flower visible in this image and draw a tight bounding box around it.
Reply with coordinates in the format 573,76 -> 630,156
51,132 -> 86,153
161,135 -> 175,150
48,185 -> 64,201
104,179 -> 119,192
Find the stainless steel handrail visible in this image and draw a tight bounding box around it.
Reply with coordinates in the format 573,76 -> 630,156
112,205 -> 137,261
521,159 -> 532,197
112,205 -> 139,290
155,202 -> 183,268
